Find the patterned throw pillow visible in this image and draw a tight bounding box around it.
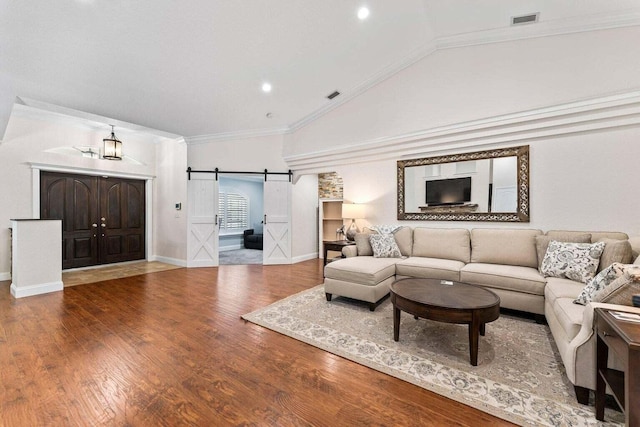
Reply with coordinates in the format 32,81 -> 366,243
591,266 -> 640,305
574,263 -> 625,305
367,225 -> 403,235
369,234 -> 403,258
540,241 -> 606,283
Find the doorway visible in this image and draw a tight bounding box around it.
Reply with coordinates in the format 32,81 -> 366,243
218,175 -> 264,265
40,171 -> 146,269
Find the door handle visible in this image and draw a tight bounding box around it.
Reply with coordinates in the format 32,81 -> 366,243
215,214 -> 218,226
101,223 -> 106,227
92,223 -> 98,228
264,214 -> 267,225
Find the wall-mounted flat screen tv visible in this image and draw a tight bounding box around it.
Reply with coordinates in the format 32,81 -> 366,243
425,177 -> 472,206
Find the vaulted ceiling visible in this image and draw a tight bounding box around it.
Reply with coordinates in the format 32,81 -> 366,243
1,0 -> 639,140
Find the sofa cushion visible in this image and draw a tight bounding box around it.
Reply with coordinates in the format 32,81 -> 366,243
394,226 -> 413,257
540,241 -> 605,283
546,230 -> 629,242
395,257 -> 464,282
324,256 -> 398,286
574,262 -> 625,305
460,263 -> 546,295
552,297 -> 585,342
355,232 -> 374,256
535,234 -> 591,269
596,238 -> 633,272
470,228 -> 542,268
545,277 -> 585,305
412,228 -> 470,263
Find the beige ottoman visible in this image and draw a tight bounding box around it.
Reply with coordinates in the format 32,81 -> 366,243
324,256 -> 398,311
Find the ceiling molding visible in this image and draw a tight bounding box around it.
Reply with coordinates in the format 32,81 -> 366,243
185,126 -> 290,145
284,89 -> 640,174
436,9 -> 640,50
13,98 -> 183,141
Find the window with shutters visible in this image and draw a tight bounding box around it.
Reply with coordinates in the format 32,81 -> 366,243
218,192 -> 249,233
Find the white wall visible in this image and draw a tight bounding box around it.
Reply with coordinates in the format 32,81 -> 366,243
153,139 -> 188,265
291,174 -> 319,262
284,27 -> 640,237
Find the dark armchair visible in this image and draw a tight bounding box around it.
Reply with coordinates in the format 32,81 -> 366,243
243,229 -> 263,250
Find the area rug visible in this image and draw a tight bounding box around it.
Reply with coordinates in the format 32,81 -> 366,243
242,285 -> 623,427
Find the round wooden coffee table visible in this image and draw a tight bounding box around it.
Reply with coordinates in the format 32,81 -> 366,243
390,277 -> 500,366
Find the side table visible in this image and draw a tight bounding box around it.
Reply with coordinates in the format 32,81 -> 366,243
322,240 -> 355,266
595,308 -> 640,426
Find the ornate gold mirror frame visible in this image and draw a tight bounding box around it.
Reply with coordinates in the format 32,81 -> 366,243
397,145 -> 530,222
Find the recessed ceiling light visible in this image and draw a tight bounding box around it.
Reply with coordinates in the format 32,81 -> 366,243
261,82 -> 272,93
357,6 -> 370,20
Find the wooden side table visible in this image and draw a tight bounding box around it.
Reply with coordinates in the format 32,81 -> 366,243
595,308 -> 640,426
322,240 -> 355,266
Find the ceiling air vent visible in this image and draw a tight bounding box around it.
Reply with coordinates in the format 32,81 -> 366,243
326,90 -> 340,100
511,13 -> 539,26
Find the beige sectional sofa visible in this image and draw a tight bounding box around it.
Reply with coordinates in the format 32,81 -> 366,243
323,227 -> 640,403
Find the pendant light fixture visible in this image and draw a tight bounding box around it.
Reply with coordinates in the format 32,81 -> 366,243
103,125 -> 123,160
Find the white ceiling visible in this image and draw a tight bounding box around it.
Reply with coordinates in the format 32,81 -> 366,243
1,0 -> 639,140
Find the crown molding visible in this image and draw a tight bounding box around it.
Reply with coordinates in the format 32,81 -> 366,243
185,126 -> 290,145
14,97 -> 183,141
284,89 -> 640,174
436,9 -> 640,50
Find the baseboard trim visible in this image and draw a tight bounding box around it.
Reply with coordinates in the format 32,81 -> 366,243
219,244 -> 243,252
0,271 -> 11,281
11,280 -> 64,298
152,256 -> 187,267
292,252 -> 319,264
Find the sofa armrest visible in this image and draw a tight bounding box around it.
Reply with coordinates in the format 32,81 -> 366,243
342,246 -> 358,257
570,302 -> 640,355
243,229 -> 254,237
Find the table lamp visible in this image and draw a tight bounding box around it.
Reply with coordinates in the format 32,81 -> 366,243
342,203 -> 365,241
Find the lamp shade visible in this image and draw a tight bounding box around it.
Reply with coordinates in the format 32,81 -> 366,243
342,203 -> 365,219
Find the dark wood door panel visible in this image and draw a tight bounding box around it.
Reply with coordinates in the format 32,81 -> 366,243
99,177 -> 145,264
41,172 -> 145,269
41,172 -> 99,269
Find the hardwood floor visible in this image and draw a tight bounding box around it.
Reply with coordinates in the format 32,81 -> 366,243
0,260 -> 515,426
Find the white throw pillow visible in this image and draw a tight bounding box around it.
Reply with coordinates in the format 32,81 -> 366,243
540,241 -> 606,283
574,262 -> 625,305
369,234 -> 403,258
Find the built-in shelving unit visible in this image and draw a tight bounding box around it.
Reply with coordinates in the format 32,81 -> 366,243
318,199 -> 345,259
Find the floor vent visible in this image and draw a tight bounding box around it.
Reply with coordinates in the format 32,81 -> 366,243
327,90 -> 340,100
511,13 -> 539,25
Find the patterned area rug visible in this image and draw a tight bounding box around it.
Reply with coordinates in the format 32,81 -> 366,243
242,285 -> 623,427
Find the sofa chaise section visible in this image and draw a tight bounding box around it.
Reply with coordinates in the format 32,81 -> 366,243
324,256 -> 399,311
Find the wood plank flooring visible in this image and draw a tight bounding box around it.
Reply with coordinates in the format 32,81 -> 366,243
0,260 -> 516,426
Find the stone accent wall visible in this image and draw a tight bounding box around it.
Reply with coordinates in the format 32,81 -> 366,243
318,172 -> 343,199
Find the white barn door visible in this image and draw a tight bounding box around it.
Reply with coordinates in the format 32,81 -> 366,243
187,177 -> 219,267
263,179 -> 291,265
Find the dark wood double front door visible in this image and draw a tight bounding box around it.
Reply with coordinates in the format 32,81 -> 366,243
40,171 -> 146,269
